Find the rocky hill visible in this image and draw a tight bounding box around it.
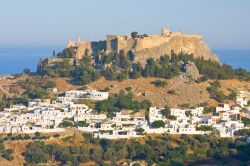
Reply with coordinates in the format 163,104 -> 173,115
134,31 -> 219,65
64,27 -> 219,66
31,28 -> 250,109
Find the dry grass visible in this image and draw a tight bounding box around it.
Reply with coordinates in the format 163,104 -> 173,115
87,77 -> 250,107
2,75 -> 250,108
0,140 -> 29,166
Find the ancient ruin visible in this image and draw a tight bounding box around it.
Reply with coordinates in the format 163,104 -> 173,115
38,27 -> 220,71
66,27 -> 219,64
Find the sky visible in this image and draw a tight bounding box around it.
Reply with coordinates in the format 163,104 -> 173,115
0,0 -> 250,49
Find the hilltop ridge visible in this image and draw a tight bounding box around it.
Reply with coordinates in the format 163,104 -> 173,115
36,27 -> 250,95
65,27 -> 219,65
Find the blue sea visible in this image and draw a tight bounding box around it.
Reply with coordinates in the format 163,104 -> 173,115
0,48 -> 249,75
0,47 -> 62,75
213,49 -> 250,71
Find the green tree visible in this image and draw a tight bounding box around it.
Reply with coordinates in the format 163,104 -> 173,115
24,141 -> 50,164
23,68 -> 30,76
151,120 -> 165,128
161,105 -> 176,120
135,128 -> 145,135
78,148 -> 89,163
203,107 -> 215,114
131,31 -> 138,38
75,121 -> 87,127
227,90 -> 237,100
90,147 -> 103,162
161,105 -> 171,117
59,121 -> 74,127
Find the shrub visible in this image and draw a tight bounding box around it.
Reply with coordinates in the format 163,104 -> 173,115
195,75 -> 208,83
203,107 -> 215,114
167,90 -> 176,95
196,125 -> 213,131
59,121 -> 74,127
0,142 -> 5,151
135,128 -> 145,135
125,87 -> 132,91
207,81 -> 225,102
133,163 -> 141,166
35,132 -> 41,137
236,129 -> 250,136
53,134 -> 60,138
198,102 -> 208,107
75,121 -> 88,127
2,149 -> 14,161
151,80 -> 167,87
32,132 -> 48,140
227,90 -> 237,100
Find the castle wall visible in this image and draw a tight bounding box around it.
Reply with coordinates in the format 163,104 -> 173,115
133,35 -> 169,52
106,35 -> 170,53
66,39 -> 106,60
106,35 -> 135,53
66,28 -> 219,65
76,42 -> 92,59
106,35 -> 118,51
116,36 -> 134,53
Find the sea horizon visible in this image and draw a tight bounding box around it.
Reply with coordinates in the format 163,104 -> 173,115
0,47 -> 249,75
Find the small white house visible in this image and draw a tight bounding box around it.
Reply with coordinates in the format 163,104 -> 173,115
65,90 -> 109,101
216,103 -> 231,113
170,108 -> 186,117
4,105 -> 26,112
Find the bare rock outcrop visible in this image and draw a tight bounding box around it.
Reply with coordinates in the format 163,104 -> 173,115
183,61 -> 200,80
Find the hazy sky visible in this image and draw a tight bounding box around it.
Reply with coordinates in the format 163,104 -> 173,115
0,0 -> 249,49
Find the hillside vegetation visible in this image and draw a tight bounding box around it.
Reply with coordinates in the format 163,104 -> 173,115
1,132 -> 250,165
38,51 -> 250,85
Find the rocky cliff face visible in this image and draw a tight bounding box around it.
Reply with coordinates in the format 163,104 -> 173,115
182,61 -> 200,80
134,34 -> 219,66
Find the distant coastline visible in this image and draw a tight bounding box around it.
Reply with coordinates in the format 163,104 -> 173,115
0,47 -> 249,75
213,49 -> 250,71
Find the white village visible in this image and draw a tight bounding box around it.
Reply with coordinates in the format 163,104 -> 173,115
0,89 -> 250,139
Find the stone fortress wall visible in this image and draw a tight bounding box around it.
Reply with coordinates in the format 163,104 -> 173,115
65,27 -> 219,65
67,40 -> 106,60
